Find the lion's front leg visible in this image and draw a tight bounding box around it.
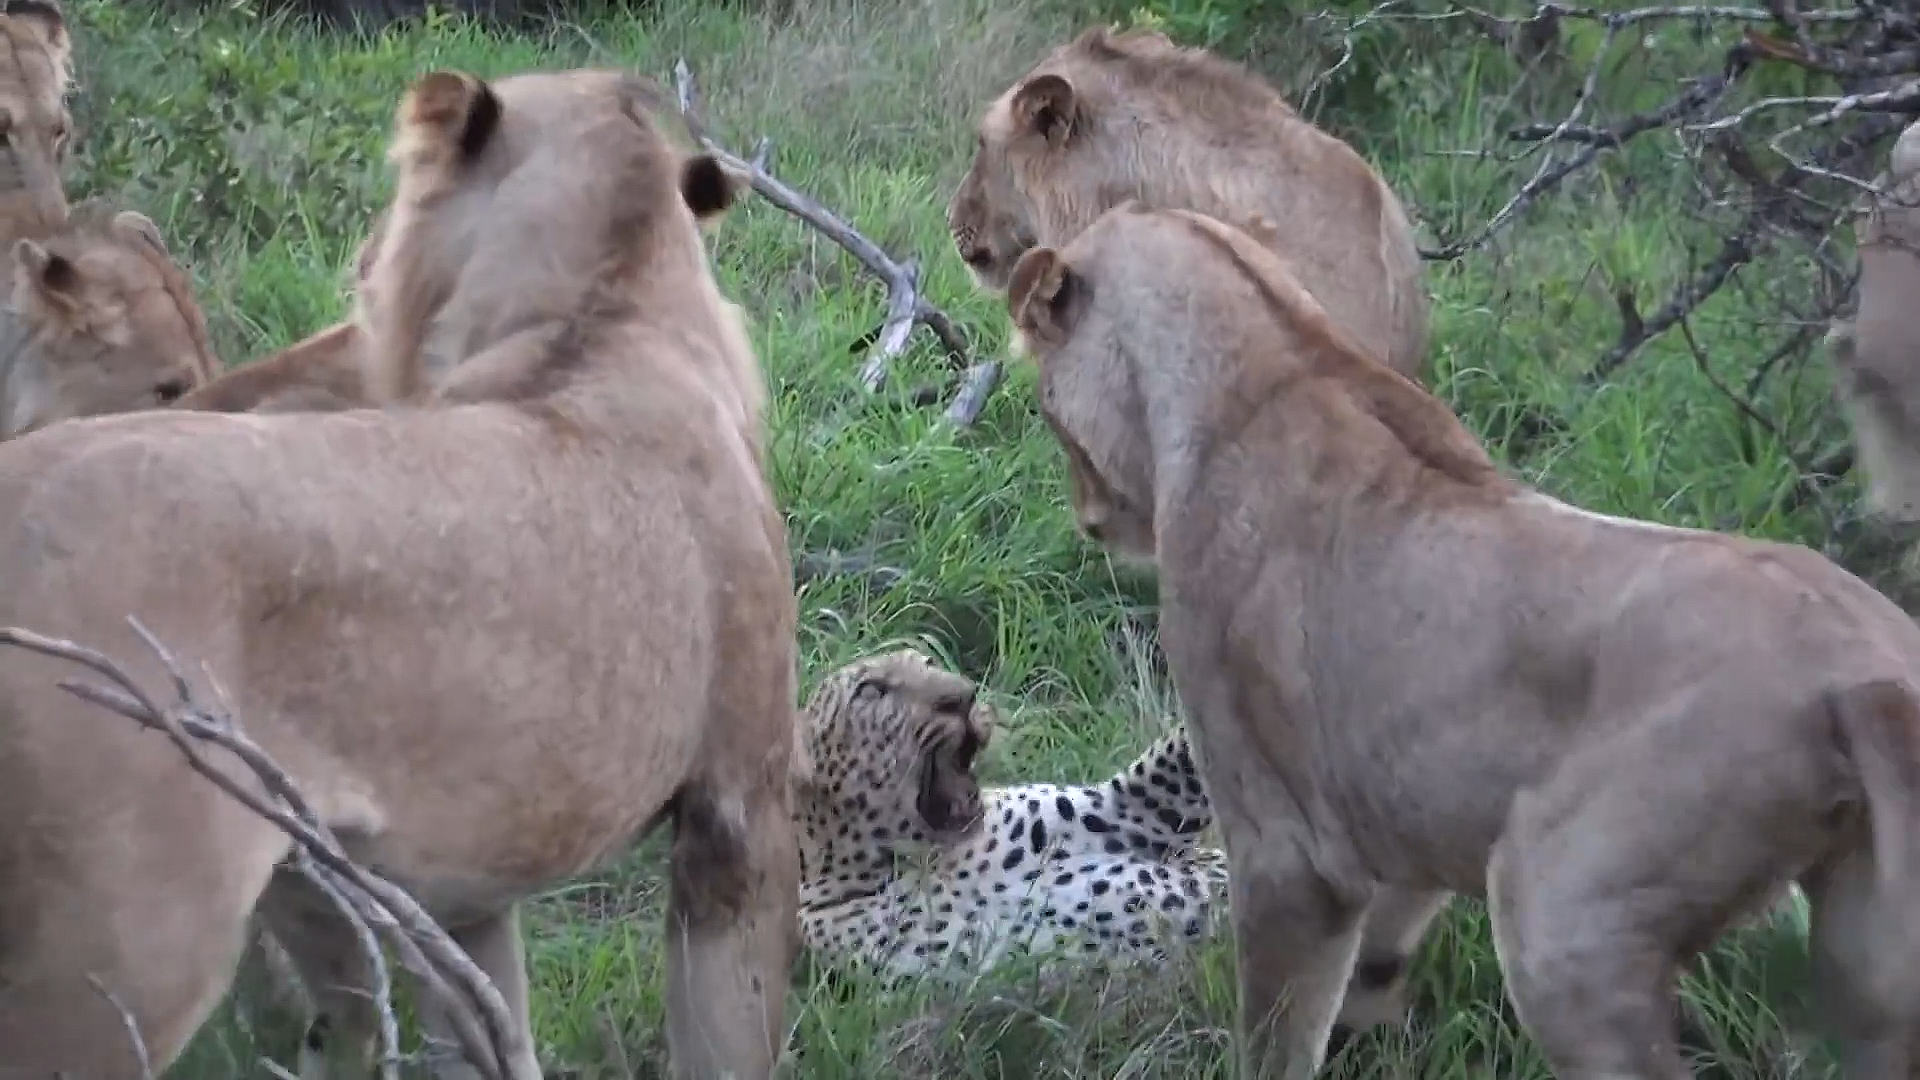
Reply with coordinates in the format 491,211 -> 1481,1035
253,868 -> 382,1080
665,779 -> 800,1080
1331,885 -> 1452,1040
1220,821 -> 1369,1080
414,905 -> 544,1080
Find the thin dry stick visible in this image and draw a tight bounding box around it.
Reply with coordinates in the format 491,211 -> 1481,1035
0,620 -> 537,1080
296,849 -> 402,1080
1677,317 -> 1837,519
944,361 -> 1003,427
86,973 -> 155,1080
670,58 -> 984,414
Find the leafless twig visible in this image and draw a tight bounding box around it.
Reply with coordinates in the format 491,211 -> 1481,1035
670,58 -> 986,421
0,619 -> 539,1080
1678,317 -> 1838,517
86,974 -> 155,1080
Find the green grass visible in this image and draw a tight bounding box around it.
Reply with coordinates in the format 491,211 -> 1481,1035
56,0 -> 1877,1076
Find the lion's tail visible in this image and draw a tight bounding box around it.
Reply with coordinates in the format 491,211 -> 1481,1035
1825,677 -> 1920,1011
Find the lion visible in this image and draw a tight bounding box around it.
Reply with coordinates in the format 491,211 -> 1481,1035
0,197 -> 220,439
170,210 -> 388,415
177,192 -> 766,428
0,0 -> 73,248
0,66 -> 799,1080
1831,117 -> 1920,525
948,25 -> 1429,381
1007,201 -> 1920,1079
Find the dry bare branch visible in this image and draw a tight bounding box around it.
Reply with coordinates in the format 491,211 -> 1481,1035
944,361 -> 1004,427
1677,316 -> 1839,517
670,58 -> 992,423
0,620 -> 539,1080
86,973 -> 155,1080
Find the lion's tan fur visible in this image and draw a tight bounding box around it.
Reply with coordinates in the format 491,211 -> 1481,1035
171,320 -> 367,413
173,211 -> 386,415
951,25 -> 1429,380
1833,118 -> 1920,524
0,67 -> 799,1080
0,0 -> 72,248
1012,202 -> 1920,1079
357,72 -> 762,428
0,198 -> 219,439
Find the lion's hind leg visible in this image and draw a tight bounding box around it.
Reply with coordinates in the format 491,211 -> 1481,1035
1802,844 -> 1920,1078
1485,715 -> 1831,1080
663,771 -> 801,1080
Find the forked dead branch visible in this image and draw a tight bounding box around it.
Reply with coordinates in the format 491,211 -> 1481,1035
669,58 -> 1004,426
0,619 -> 536,1080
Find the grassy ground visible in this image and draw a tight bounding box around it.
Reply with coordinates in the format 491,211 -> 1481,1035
60,0 -> 1869,1076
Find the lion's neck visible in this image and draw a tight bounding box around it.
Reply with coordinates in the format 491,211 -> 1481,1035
1135,335 -> 1510,562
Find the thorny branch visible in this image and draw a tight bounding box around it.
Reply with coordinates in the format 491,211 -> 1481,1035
0,619 -> 539,1080
670,58 -> 1003,427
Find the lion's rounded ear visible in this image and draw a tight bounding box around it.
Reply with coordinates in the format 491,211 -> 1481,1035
13,237 -> 79,320
679,152 -> 740,221
399,69 -> 502,160
1012,73 -> 1077,146
4,1 -> 69,68
1007,246 -> 1082,344
111,210 -> 168,258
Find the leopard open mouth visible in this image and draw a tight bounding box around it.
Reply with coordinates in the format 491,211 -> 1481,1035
915,742 -> 981,838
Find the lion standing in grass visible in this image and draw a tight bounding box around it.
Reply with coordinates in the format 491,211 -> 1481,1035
1010,201 -> 1920,1079
0,66 -> 799,1080
949,26 -> 1429,381
1832,117 -> 1920,525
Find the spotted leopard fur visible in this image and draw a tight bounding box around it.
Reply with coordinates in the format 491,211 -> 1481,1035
797,647 -> 1229,982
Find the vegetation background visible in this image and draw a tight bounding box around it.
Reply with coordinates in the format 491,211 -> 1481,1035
73,0 -> 1876,1074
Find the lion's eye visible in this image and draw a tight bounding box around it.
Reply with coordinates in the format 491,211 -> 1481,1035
853,678 -> 885,702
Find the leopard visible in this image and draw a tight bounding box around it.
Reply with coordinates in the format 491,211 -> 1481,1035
796,647 -> 1228,983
